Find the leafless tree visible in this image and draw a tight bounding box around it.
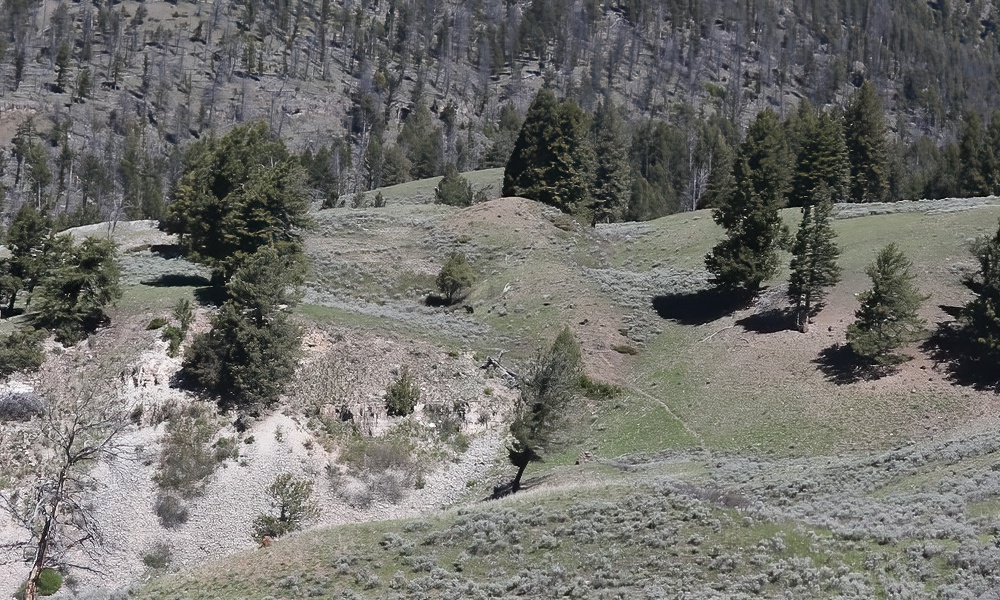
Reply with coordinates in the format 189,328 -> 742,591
1,383 -> 134,600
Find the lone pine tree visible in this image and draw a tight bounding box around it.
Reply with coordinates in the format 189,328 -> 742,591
507,326 -> 581,493
787,189 -> 841,332
589,98 -> 631,224
847,243 -> 926,365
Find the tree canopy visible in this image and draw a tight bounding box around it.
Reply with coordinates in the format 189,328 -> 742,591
959,218 -> 1000,366
705,109 -> 789,295
32,236 -> 121,345
847,243 -> 925,365
502,88 -> 594,215
844,82 -> 890,203
160,121 -> 310,281
436,251 -> 475,303
787,190 -> 841,331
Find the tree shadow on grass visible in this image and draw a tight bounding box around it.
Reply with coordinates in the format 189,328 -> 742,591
149,244 -> 186,259
141,274 -> 213,288
424,294 -> 452,308
813,343 -> 895,385
193,285 -> 227,306
652,288 -> 750,326
921,317 -> 1000,393
735,308 -> 795,334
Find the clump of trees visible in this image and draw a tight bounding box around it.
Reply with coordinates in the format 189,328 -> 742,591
507,326 -> 582,493
502,88 -> 594,215
164,122 -> 309,414
847,244 -> 926,365
0,204 -> 121,349
32,236 -> 121,345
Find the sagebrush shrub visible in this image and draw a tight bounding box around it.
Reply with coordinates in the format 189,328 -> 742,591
154,492 -> 189,528
385,366 -> 420,417
0,390 -> 45,421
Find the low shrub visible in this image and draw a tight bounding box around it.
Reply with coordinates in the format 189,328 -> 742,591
212,436 -> 239,462
154,492 -> 189,528
146,317 -> 168,330
385,366 -> 420,417
13,567 -> 62,598
611,344 -> 638,355
0,328 -> 45,379
162,325 -> 184,357
0,390 -> 45,421
154,405 -> 223,496
142,542 -> 173,569
579,375 -> 624,400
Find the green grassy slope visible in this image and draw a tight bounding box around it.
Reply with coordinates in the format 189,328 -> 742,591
133,173 -> 1000,599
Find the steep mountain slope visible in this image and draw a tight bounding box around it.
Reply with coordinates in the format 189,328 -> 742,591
4,0 -> 1000,225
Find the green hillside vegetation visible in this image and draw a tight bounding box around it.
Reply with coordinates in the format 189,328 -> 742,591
3,2 -> 1000,595
76,165 -> 1000,598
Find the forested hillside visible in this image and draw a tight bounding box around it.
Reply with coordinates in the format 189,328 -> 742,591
4,0 -> 1000,226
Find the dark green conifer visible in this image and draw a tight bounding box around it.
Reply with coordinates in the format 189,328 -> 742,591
959,219 -> 1000,365
787,188 -> 841,331
844,82 -> 890,203
705,109 -> 789,294
847,244 -> 925,365
958,112 -> 991,197
502,88 -> 594,215
434,164 -> 474,207
788,102 -> 850,207
590,98 -> 631,224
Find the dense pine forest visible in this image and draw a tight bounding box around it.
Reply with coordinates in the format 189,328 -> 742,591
3,0 -> 1000,226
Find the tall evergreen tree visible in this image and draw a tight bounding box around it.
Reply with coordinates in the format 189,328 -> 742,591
503,88 -> 594,215
181,247 -> 304,412
957,112 -> 992,197
589,98 -> 631,224
32,236 -> 122,345
738,108 -> 791,207
627,120 -> 686,220
847,243 -> 925,365
2,204 -> 51,314
788,103 -> 850,207
705,110 -> 789,294
844,82 -> 890,203
959,218 -> 1000,366
397,100 -> 443,179
787,189 -> 841,331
